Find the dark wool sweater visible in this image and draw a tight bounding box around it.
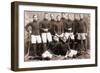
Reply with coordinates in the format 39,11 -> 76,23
39,19 -> 51,33
25,20 -> 40,35
73,19 -> 87,33
54,20 -> 64,35
64,19 -> 74,32
49,19 -> 56,35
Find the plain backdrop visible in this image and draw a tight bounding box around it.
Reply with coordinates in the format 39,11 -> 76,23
0,0 -> 99,73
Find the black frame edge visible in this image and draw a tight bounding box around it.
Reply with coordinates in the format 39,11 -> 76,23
12,1 -> 97,9
11,2 -> 15,71
13,64 -> 97,72
11,2 -> 19,71
95,7 -> 98,66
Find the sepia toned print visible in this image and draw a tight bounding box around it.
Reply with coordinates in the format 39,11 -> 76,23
24,11 -> 90,61
11,2 -> 97,71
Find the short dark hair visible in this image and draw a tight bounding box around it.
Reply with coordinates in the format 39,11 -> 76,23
33,14 -> 37,18
56,15 -> 61,18
50,14 -> 54,17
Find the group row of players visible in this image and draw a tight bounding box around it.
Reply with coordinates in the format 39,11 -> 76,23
25,13 -> 88,60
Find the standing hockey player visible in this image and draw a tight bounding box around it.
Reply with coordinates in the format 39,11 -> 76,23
40,13 -> 53,59
25,14 -> 42,59
77,14 -> 87,53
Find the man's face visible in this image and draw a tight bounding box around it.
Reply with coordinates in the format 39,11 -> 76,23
50,14 -> 55,20
62,13 -> 66,18
75,14 -> 80,20
80,14 -> 84,19
56,15 -> 61,21
44,13 -> 49,20
33,15 -> 38,21
69,14 -> 74,21
65,13 -> 69,19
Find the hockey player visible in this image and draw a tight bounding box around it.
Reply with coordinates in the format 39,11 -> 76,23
25,14 -> 42,59
64,14 -> 75,49
52,15 -> 66,56
77,14 -> 87,53
64,14 -> 78,58
39,13 -> 53,59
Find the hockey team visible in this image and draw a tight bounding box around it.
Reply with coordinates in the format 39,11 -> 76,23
25,12 -> 88,61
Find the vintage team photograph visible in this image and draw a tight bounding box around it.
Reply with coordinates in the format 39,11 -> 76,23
24,11 -> 90,61
11,2 -> 97,71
